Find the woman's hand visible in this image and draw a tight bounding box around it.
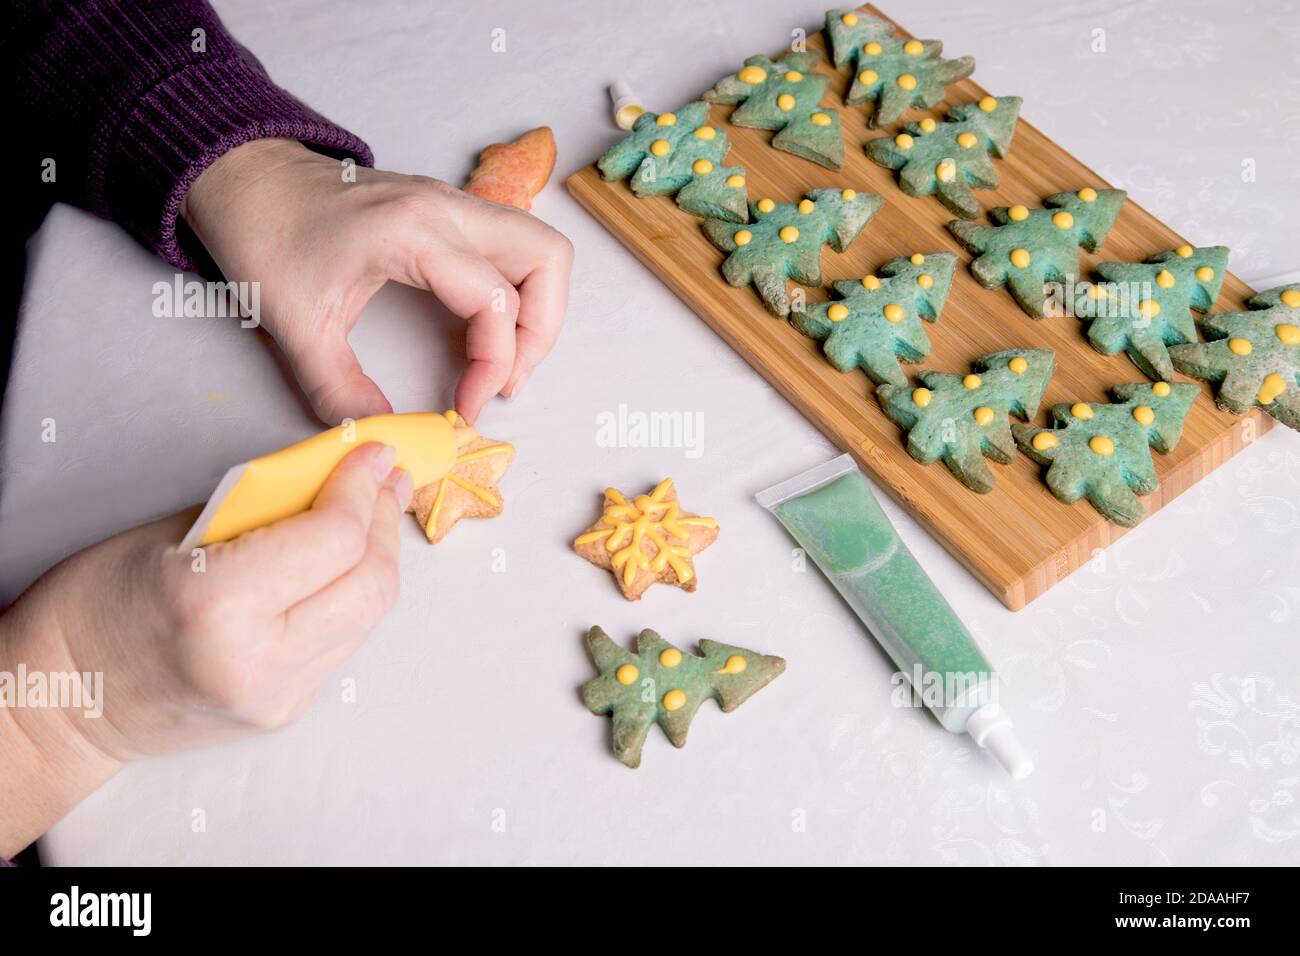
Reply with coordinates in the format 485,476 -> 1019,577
181,139 -> 574,425
0,443 -> 410,855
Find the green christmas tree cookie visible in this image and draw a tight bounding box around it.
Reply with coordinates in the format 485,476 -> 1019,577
877,349 -> 1055,493
704,51 -> 844,170
792,252 -> 957,387
866,96 -> 1023,219
1012,381 -> 1198,527
1075,244 -> 1229,381
824,9 -> 976,128
581,626 -> 786,768
948,188 -> 1128,318
597,101 -> 748,223
1170,284 -> 1300,431
702,187 -> 883,317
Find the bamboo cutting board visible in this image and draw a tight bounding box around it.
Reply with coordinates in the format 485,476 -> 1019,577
566,4 -> 1270,610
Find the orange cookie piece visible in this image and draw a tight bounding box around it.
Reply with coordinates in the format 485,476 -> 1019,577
409,412 -> 514,543
463,126 -> 557,212
573,478 -> 719,600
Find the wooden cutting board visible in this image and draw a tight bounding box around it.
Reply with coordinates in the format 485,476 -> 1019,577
566,3 -> 1269,610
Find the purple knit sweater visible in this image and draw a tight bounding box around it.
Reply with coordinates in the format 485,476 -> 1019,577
16,0 -> 374,274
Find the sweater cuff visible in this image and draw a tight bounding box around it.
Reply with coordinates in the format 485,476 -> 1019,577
108,51 -> 374,274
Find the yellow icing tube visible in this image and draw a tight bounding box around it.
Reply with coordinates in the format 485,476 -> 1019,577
179,412 -> 460,551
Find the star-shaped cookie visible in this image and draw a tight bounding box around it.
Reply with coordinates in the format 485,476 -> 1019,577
408,411 -> 514,544
572,478 -> 719,600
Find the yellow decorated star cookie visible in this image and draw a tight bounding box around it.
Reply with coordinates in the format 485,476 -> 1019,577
408,411 -> 514,544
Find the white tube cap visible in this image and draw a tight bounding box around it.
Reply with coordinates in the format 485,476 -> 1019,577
966,703 -> 1034,779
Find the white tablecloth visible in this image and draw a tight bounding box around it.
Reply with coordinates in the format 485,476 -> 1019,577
6,0 -> 1299,865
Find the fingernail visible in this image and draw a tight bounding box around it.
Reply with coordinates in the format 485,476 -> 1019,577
506,369 -> 531,399
372,444 -> 398,482
394,470 -> 414,511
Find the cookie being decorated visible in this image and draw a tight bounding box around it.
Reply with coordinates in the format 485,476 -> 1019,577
704,52 -> 844,170
878,349 -> 1055,493
793,252 -> 957,388
409,411 -> 514,544
702,188 -> 884,317
573,478 -> 719,600
1170,284 -> 1300,431
1075,245 -> 1229,381
1012,381 -> 1198,527
581,626 -> 786,768
866,96 -> 1023,219
948,188 -> 1127,318
597,101 -> 748,223
825,9 -> 975,128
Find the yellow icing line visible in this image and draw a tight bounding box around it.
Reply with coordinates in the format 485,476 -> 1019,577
584,478 -> 713,587
446,473 -> 500,508
423,442 -> 510,537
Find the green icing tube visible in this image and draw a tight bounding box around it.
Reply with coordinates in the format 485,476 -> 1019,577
756,454 -> 1032,778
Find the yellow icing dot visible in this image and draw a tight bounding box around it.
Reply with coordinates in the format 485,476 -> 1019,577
978,96 -> 997,112
656,113 -> 677,126
910,253 -> 926,265
864,42 -> 883,56
841,188 -> 856,200
1228,337 -> 1253,356
841,12 -> 859,25
650,139 -> 671,157
919,117 -> 937,132
895,133 -> 915,150
1052,211 -> 1074,230
859,69 -> 879,85
912,387 -> 932,407
963,374 -> 982,390
904,40 -> 925,55
956,131 -> 978,149
733,229 -> 752,246
884,303 -> 905,323
1032,432 -> 1059,451
777,93 -> 796,112
1010,248 -> 1031,269
1276,323 -> 1300,345
615,664 -> 639,685
1175,245 -> 1193,258
810,111 -> 832,127
738,66 -> 767,84
662,689 -> 686,712
936,160 -> 956,182
1156,269 -> 1176,289
785,70 -> 804,82
1281,290 -> 1300,307
861,274 -> 881,290
798,198 -> 816,214
1152,381 -> 1171,397
726,174 -> 746,188
828,303 -> 849,322
717,655 -> 748,675
1077,187 -> 1098,203
693,125 -> 717,141
1008,356 -> 1028,375
779,226 -> 800,243
1008,204 -> 1029,221
1089,435 -> 1115,456
1088,283 -> 1109,300
659,648 -> 682,668
1138,299 -> 1161,319
692,159 -> 713,175
897,74 -> 918,91
1132,405 -> 1155,425
917,274 -> 934,289
1258,373 -> 1287,405
1195,266 -> 1215,282
973,406 -> 995,426
757,198 -> 775,213
1071,402 -> 1094,419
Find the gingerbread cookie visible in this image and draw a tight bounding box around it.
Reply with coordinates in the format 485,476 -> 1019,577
948,188 -> 1128,318
702,188 -> 883,317
463,127 -> 555,212
825,9 -> 976,128
866,96 -> 1022,219
581,626 -> 786,768
1012,381 -> 1198,527
1075,245 -> 1229,381
704,51 -> 844,170
793,252 -> 957,387
572,478 -> 718,600
1170,284 -> 1300,431
409,412 -> 514,544
878,349 -> 1055,493
597,101 -> 748,223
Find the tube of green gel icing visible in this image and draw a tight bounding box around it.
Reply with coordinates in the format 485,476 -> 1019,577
756,454 -> 1033,779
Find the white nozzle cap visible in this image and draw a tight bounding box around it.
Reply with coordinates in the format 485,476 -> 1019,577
608,82 -> 645,130
966,703 -> 1034,779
